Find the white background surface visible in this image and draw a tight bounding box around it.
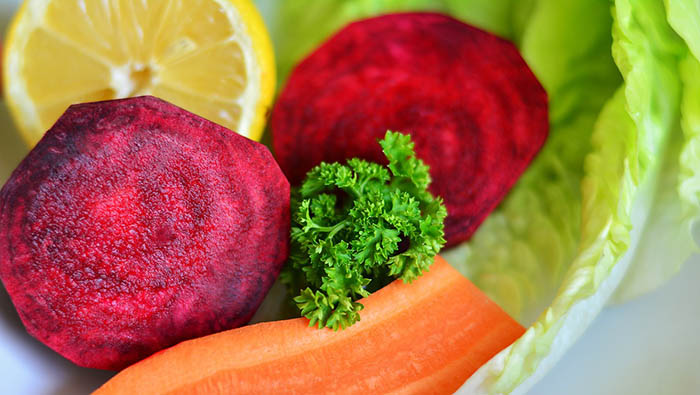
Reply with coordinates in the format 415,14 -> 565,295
0,1 -> 699,394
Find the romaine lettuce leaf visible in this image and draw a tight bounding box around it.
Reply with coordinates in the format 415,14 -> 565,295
460,0 -> 686,392
668,1 -> 700,240
611,0 -> 700,302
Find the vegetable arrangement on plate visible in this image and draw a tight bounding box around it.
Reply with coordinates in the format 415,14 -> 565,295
0,0 -> 699,394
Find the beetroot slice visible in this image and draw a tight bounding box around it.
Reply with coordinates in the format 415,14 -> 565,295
271,12 -> 548,247
0,96 -> 290,370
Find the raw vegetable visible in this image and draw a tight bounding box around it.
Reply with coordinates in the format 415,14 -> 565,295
271,12 -> 549,247
283,131 -> 446,330
0,96 -> 290,370
94,256 -> 526,395
610,0 -> 700,302
267,0 -> 700,393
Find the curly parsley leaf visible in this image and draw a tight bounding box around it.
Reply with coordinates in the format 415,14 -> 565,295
281,131 -> 447,330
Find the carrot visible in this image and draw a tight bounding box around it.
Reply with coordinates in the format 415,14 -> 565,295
94,256 -> 524,394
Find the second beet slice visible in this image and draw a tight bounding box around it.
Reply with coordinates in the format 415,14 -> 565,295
0,96 -> 290,370
272,12 -> 549,247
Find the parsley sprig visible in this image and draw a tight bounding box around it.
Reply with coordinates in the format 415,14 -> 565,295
281,131 -> 447,330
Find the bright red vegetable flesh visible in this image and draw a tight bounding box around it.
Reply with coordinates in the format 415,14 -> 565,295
272,12 -> 549,246
0,96 -> 290,370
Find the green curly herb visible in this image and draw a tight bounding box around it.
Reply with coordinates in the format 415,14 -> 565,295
280,131 -> 447,330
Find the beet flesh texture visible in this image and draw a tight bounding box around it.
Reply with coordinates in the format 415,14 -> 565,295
0,96 -> 290,370
272,13 -> 548,247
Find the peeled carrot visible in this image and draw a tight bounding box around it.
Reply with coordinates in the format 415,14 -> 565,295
94,256 -> 524,394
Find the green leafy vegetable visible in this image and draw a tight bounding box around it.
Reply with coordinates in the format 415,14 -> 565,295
281,131 -> 446,330
463,0 -> 690,393
611,0 -> 700,302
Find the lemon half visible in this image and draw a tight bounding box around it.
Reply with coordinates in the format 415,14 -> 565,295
4,0 -> 275,145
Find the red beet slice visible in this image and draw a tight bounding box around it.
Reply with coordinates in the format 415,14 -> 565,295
271,12 -> 548,247
0,96 -> 290,370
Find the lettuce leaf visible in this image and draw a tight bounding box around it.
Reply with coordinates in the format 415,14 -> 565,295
611,0 -> 700,302
460,0 -> 686,392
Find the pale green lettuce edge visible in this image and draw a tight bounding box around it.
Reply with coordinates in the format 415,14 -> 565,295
669,0 -> 700,234
610,56 -> 700,302
611,0 -> 700,302
665,0 -> 700,60
459,0 -> 687,392
677,56 -> 700,246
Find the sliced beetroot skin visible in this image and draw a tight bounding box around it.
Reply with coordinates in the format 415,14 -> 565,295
272,12 -> 548,247
0,96 -> 290,370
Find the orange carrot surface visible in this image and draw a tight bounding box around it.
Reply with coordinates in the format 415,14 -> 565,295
94,256 -> 524,394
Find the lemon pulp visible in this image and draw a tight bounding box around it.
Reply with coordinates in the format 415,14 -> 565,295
4,0 -> 275,145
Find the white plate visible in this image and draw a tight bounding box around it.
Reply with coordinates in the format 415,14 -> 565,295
0,1 -> 699,394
